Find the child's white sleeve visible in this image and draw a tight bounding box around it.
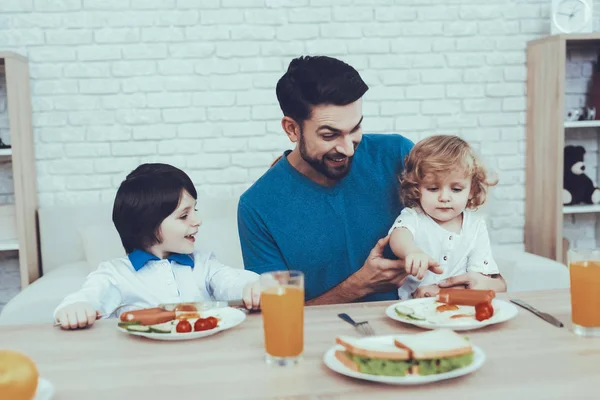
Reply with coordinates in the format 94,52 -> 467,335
388,207 -> 420,237
53,262 -> 123,322
467,219 -> 500,275
202,253 -> 259,301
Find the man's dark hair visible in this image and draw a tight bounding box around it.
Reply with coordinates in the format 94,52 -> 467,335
276,55 -> 369,125
112,163 -> 197,254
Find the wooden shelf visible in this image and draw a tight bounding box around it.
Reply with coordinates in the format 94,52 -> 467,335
0,239 -> 18,251
563,205 -> 600,214
527,33 -> 600,264
564,121 -> 600,128
0,52 -> 39,288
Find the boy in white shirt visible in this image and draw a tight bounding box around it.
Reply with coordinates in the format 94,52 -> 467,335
389,135 -> 506,300
54,163 -> 261,330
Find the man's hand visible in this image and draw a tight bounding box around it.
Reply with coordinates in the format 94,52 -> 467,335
355,235 -> 410,296
412,284 -> 440,298
405,252 -> 443,280
438,272 -> 507,292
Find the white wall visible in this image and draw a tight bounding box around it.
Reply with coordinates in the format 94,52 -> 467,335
1,0 -> 597,247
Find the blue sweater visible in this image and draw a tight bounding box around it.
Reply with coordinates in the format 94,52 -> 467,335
237,133 -> 414,302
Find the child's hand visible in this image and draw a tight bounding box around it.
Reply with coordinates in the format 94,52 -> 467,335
55,302 -> 100,330
412,284 -> 441,298
405,252 -> 443,279
242,281 -> 261,310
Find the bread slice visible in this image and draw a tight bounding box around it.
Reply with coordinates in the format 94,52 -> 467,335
393,329 -> 473,360
336,336 -> 411,360
334,350 -> 360,372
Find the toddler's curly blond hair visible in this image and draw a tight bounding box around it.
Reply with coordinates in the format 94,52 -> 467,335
399,135 -> 498,210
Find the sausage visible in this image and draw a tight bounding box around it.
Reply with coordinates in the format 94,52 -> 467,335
120,308 -> 175,325
133,311 -> 176,326
437,289 -> 495,306
120,308 -> 164,322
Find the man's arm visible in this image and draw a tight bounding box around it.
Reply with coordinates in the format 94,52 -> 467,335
239,199 -> 374,305
237,199 -> 287,275
238,202 -> 411,306
307,235 -> 409,305
305,272 -> 369,305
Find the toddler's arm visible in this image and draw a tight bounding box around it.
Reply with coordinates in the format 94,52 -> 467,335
390,227 -> 442,279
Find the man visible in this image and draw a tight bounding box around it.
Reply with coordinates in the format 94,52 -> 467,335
238,56 -> 505,305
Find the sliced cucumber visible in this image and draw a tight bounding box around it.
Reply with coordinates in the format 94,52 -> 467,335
395,305 -> 426,321
150,321 -> 174,334
118,321 -> 140,329
126,324 -> 151,333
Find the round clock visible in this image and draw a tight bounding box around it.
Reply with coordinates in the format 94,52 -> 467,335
552,0 -> 593,33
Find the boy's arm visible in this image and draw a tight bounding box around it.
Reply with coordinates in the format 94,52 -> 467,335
53,263 -> 123,321
202,253 -> 259,301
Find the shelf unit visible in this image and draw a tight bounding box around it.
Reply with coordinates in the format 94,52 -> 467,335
0,52 -> 40,288
526,33 -> 600,264
564,120 -> 600,128
563,205 -> 600,214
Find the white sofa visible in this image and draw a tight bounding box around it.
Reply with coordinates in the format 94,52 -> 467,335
0,195 -> 570,325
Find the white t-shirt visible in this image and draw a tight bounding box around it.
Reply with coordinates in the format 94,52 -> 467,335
388,207 -> 499,300
53,250 -> 259,321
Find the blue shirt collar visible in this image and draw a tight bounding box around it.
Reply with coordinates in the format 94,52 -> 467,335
127,249 -> 195,272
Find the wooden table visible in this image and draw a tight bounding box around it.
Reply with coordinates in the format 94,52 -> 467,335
1,289 -> 598,399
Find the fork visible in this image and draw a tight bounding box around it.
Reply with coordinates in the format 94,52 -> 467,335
338,313 -> 375,336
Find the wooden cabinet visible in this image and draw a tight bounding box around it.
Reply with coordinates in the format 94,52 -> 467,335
0,51 -> 40,288
526,33 -> 600,264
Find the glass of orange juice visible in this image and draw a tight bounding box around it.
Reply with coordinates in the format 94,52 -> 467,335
260,270 -> 304,366
568,248 -> 600,336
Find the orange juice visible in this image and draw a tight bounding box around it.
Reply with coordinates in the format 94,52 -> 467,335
261,286 -> 304,358
570,261 -> 600,327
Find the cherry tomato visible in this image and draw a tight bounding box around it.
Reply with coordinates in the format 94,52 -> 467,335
205,316 -> 218,329
176,319 -> 192,333
475,302 -> 494,321
194,318 -> 213,331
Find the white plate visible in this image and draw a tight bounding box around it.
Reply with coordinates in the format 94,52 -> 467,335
117,307 -> 246,341
323,335 -> 485,385
385,298 -> 518,331
35,377 -> 54,400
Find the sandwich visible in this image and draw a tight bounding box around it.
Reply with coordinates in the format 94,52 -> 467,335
334,329 -> 474,377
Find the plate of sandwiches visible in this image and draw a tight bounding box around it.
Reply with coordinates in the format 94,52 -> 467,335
116,303 -> 246,341
324,329 -> 485,385
385,289 -> 519,331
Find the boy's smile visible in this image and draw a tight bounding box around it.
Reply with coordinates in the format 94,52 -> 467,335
149,190 -> 201,259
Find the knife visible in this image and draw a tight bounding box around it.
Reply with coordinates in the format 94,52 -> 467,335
158,299 -> 254,312
510,299 -> 564,328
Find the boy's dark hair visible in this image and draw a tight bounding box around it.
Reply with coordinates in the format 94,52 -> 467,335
112,163 -> 197,254
276,55 -> 369,125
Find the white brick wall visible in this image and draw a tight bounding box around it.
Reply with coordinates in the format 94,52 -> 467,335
1,0 -> 599,248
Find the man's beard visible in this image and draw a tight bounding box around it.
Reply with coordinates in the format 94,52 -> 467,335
298,134 -> 353,182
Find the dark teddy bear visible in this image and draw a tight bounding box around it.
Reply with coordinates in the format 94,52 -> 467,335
563,145 -> 600,205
